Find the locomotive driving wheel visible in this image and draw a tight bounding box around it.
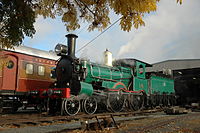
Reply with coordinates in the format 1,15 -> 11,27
129,94 -> 144,111
83,97 -> 97,115
107,92 -> 125,112
64,98 -> 80,116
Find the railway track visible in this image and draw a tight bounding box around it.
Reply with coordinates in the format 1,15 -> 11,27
0,108 -> 162,132
114,111 -> 200,133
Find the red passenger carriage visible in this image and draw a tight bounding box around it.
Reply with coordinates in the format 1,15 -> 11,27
0,46 -> 58,113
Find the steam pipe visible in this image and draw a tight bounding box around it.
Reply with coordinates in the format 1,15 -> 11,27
65,34 -> 78,58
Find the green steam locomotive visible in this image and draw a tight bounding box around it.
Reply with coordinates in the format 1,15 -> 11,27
31,34 -> 176,115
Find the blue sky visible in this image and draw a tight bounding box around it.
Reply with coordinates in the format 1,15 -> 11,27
24,0 -> 200,64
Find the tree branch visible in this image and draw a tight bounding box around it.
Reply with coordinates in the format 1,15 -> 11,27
77,0 -> 95,16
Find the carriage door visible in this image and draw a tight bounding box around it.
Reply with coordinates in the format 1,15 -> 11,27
2,55 -> 18,91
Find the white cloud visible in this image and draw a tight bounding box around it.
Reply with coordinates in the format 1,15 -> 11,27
117,0 -> 200,63
34,16 -> 55,37
24,16 -> 67,50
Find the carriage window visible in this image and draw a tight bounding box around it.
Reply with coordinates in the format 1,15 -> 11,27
26,64 -> 33,74
7,60 -> 14,69
38,66 -> 45,76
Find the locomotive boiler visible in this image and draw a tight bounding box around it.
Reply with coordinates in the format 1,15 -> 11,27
31,34 -> 176,115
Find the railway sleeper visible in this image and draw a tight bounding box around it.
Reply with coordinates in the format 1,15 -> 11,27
81,114 -> 118,131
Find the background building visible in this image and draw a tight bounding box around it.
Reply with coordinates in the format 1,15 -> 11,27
147,59 -> 200,105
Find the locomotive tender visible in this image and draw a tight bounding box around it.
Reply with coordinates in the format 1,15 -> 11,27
31,34 -> 176,115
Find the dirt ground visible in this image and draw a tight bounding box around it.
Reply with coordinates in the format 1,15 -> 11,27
68,112 -> 200,133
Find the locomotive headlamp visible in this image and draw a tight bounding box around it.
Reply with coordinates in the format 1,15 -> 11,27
55,44 -> 68,55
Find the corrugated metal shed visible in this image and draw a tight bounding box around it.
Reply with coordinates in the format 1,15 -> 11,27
147,59 -> 200,72
146,59 -> 200,105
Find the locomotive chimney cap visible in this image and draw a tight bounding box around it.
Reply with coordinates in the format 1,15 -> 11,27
65,34 -> 78,38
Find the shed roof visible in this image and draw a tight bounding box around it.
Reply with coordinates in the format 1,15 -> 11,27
147,59 -> 200,72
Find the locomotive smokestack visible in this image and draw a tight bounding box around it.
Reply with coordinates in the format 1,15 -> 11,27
65,34 -> 78,58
